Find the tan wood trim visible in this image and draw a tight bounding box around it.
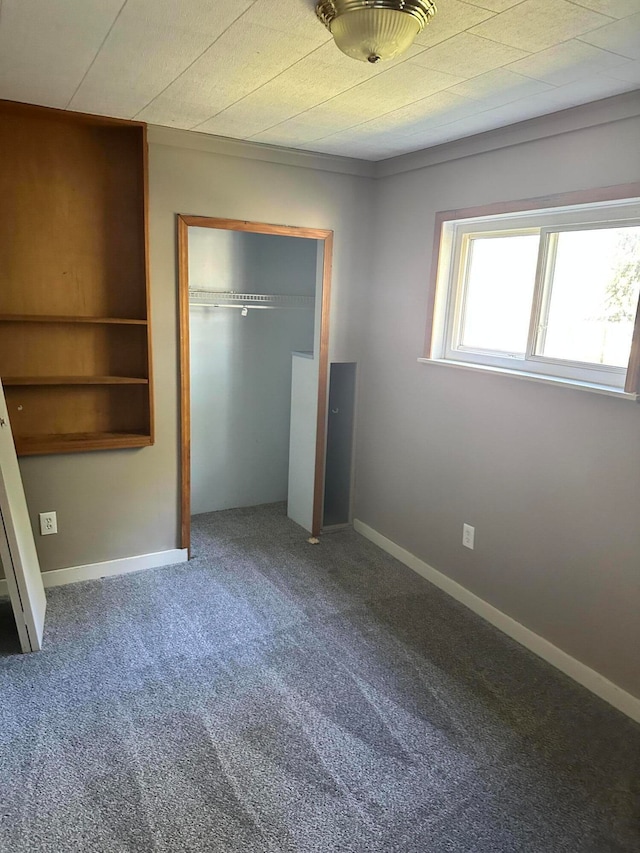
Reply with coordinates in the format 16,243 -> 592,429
177,215 -> 192,554
312,233 -> 334,537
179,215 -> 332,241
424,211 -> 447,358
624,297 -> 640,394
141,124 -> 155,447
177,214 -> 334,551
425,183 -> 640,361
0,98 -> 146,129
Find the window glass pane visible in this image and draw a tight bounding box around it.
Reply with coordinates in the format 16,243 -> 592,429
538,227 -> 640,367
460,234 -> 539,354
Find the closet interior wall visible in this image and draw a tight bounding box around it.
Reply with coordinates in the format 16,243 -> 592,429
188,228 -> 317,515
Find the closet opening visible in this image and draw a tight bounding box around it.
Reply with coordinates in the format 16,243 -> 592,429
177,216 -> 333,553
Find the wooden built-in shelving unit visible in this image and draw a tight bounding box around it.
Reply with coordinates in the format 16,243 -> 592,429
0,100 -> 153,456
16,432 -> 153,456
3,377 -> 150,386
0,315 -> 148,325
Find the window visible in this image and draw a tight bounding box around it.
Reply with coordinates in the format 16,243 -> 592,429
426,193 -> 640,396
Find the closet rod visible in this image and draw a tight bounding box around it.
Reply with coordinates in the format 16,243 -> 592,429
189,302 -> 309,310
188,290 -> 314,309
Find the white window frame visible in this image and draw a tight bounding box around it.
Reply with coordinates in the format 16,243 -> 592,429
425,191 -> 640,398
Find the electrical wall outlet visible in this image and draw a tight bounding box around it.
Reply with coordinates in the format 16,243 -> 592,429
462,523 -> 475,550
39,511 -> 57,536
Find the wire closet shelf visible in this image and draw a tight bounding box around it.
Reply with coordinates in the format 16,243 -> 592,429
188,290 -> 315,312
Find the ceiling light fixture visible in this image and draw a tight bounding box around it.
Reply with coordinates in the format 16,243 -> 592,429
316,0 -> 437,64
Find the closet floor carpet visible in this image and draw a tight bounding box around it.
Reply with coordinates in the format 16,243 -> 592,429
1,503 -> 639,852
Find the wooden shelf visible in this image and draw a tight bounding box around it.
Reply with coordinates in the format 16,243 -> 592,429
0,100 -> 153,455
3,376 -> 149,386
0,314 -> 147,325
15,432 -> 153,456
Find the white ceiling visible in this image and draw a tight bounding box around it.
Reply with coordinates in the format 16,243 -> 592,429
0,0 -> 638,161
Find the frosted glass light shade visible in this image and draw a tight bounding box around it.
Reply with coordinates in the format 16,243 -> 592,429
316,1 -> 437,64
331,8 -> 420,63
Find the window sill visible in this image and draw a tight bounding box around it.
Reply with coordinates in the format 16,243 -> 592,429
417,357 -> 638,401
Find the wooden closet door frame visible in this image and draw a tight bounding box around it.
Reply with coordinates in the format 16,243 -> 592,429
177,215 -> 334,552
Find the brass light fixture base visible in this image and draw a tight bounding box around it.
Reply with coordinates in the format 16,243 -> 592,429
316,0 -> 437,31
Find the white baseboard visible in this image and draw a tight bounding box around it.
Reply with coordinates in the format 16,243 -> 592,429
0,548 -> 188,596
354,519 -> 640,724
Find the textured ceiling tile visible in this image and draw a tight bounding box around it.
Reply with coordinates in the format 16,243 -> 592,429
462,0 -> 528,12
569,0 -> 640,17
309,117 -> 426,146
254,107 -> 356,141
301,134 -> 390,155
193,93 -> 313,141
251,120 -> 336,146
445,107 -> 523,132
307,130 -> 390,150
274,101 -> 370,136
304,139 -> 383,158
211,43 -> 431,140
1,0 -> 636,161
410,32 -> 529,77
578,12 -> 640,57
242,0 -> 331,43
431,101 -> 559,139
536,73 -> 635,104
505,38 -> 630,84
134,99 -> 215,129
198,97 -> 319,141
195,111 -> 281,141
251,128 -> 324,146
251,63 -> 466,141
412,126 -> 464,148
69,0 -> 254,117
405,113 -> 506,146
448,68 -> 554,106
470,0 -> 614,52
328,63 -> 466,115
276,66 -> 468,145
334,127 -> 451,158
606,58 -> 640,81
352,91 -> 485,135
480,73 -> 633,115
413,0 -> 496,48
136,22 -> 320,127
196,54 -> 376,138
0,0 -> 125,108
197,38 -> 422,138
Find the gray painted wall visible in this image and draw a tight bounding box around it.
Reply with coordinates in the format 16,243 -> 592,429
355,113 -> 640,698
189,229 -> 316,514
17,141 -> 374,571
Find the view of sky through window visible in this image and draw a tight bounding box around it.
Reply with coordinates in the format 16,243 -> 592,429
460,234 -> 540,355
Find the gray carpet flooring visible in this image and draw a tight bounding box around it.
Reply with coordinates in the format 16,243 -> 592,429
1,503 -> 639,852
